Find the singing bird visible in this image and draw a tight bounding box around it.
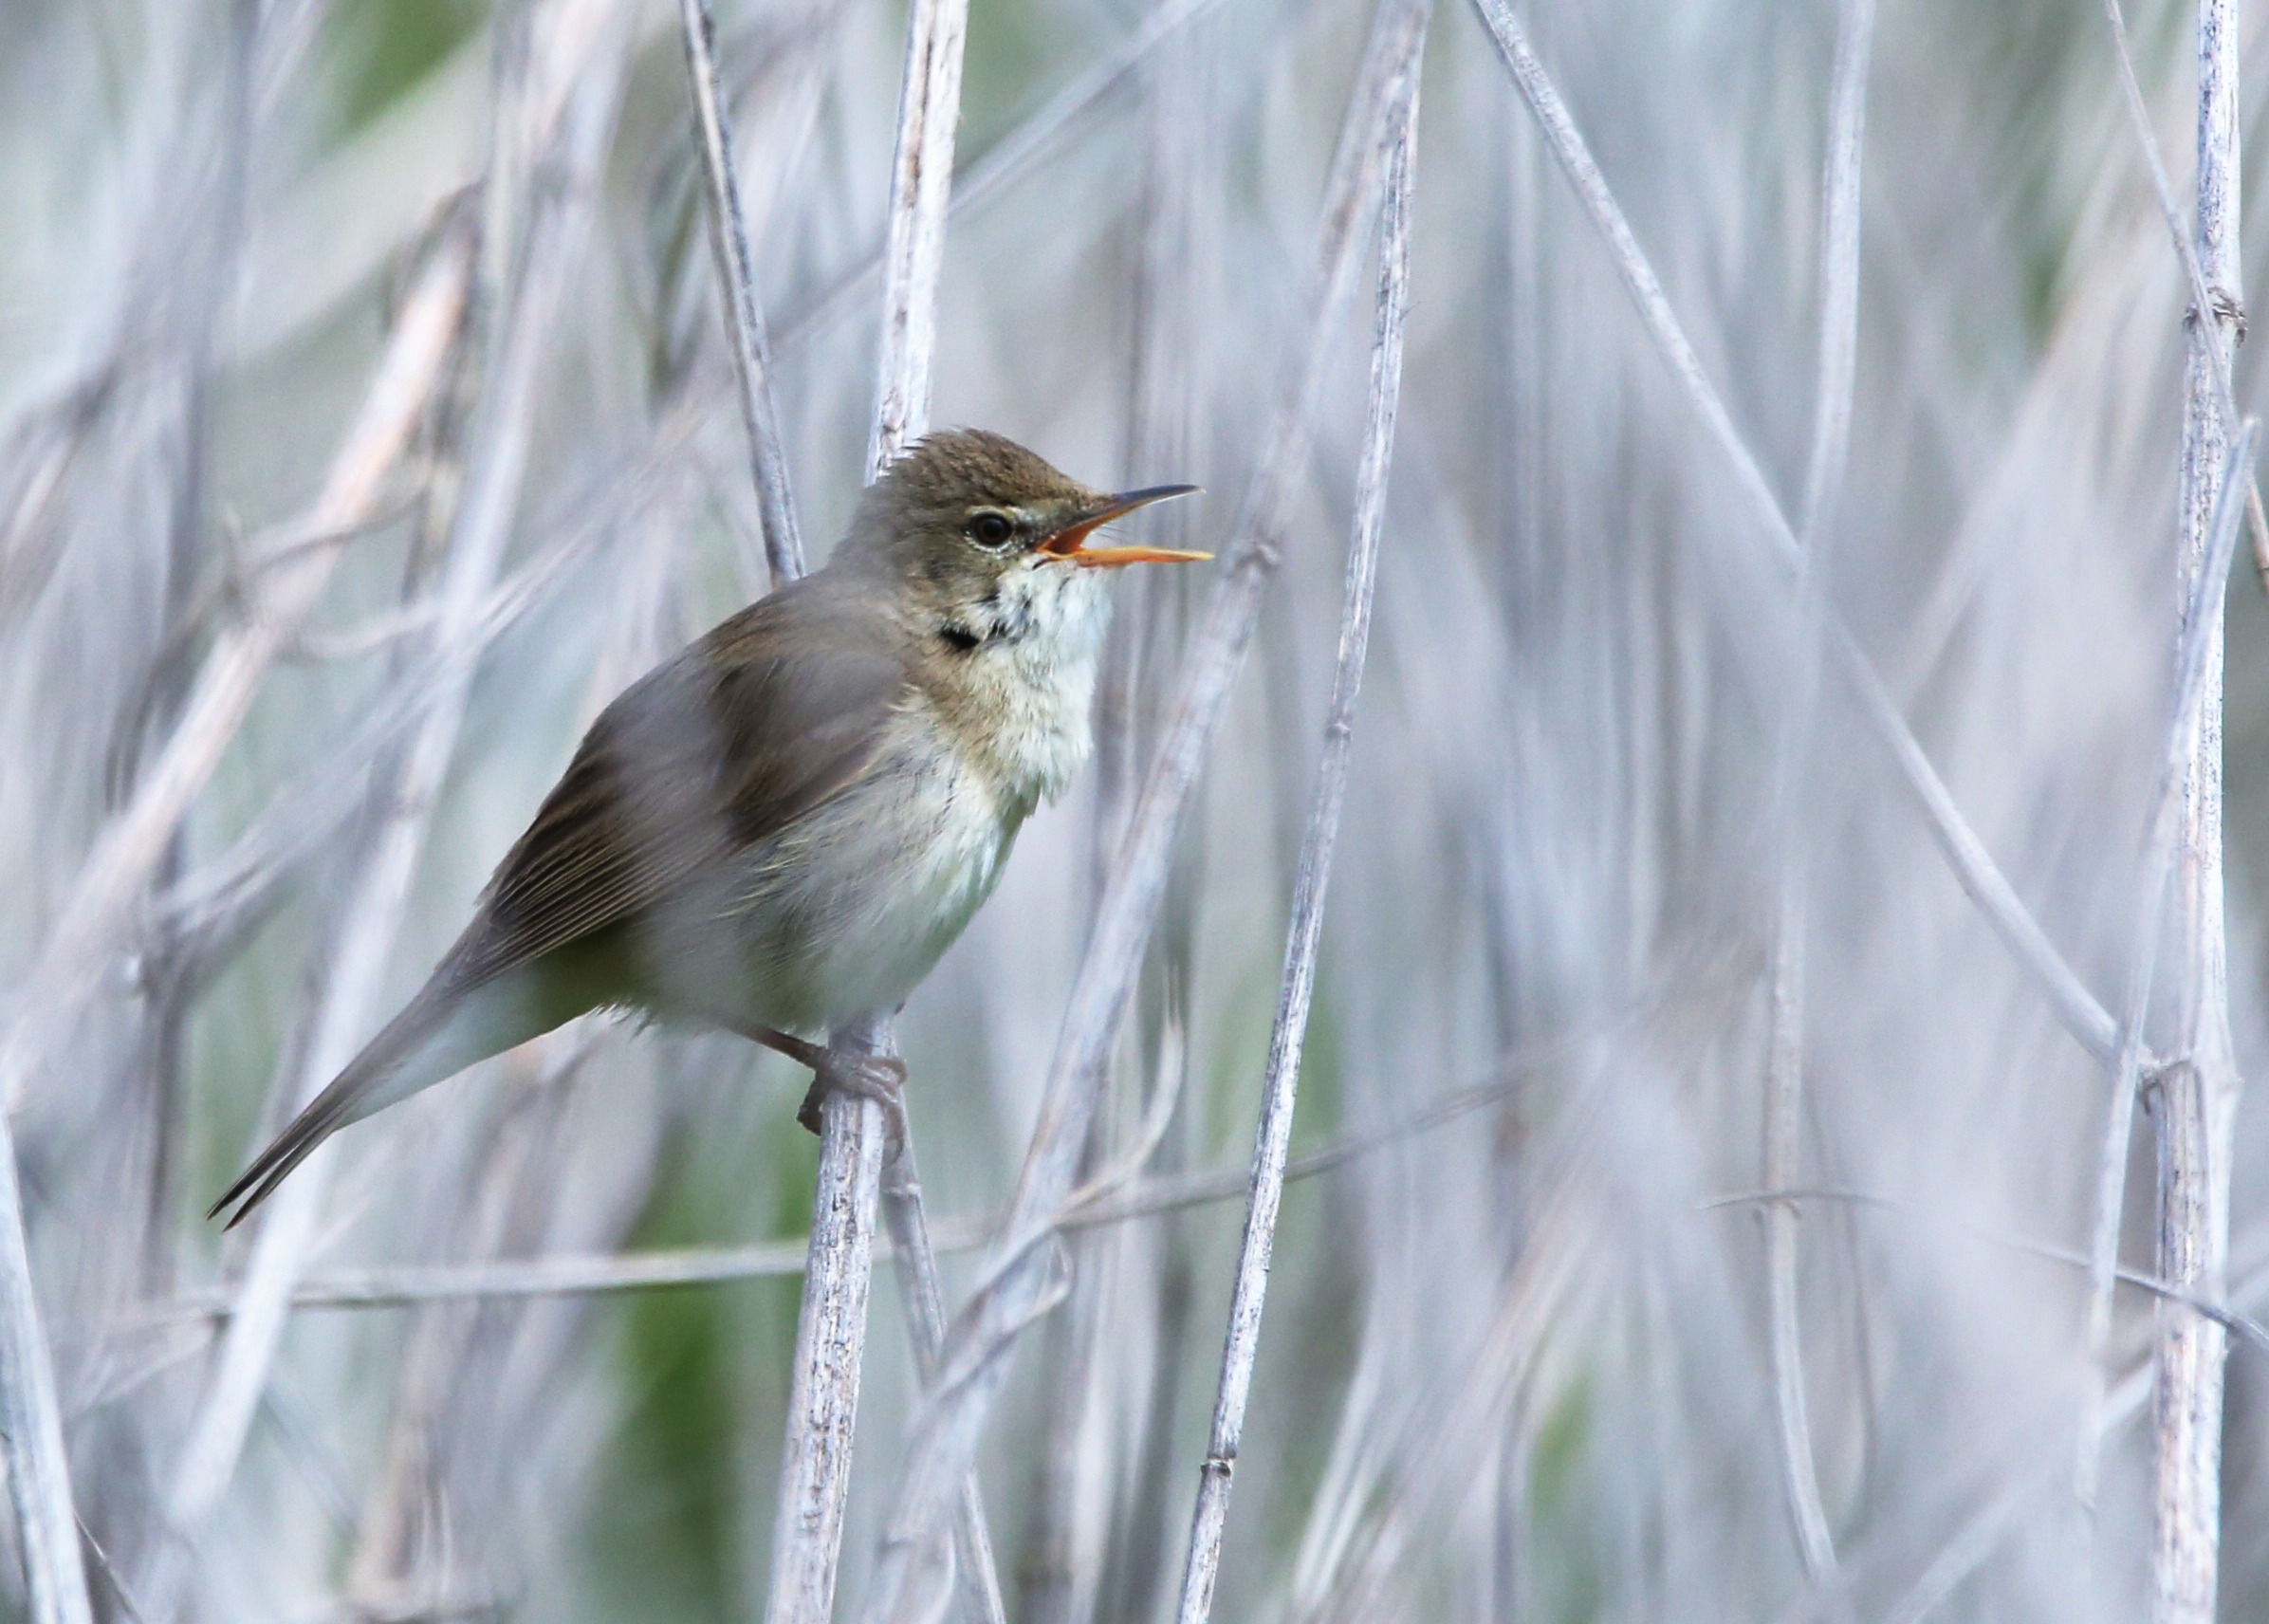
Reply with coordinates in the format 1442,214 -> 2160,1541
212,431 -> 1202,1227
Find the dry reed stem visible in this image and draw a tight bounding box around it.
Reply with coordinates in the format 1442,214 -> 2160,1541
120,1018 -> 1604,1343
765,0 -> 987,1616
0,162 -> 478,1624
0,212 -> 475,1118
1172,64 -> 1419,1624
1466,0 -> 2144,1079
1762,0 -> 1872,1587
855,3 -> 1430,1612
158,11 -> 631,1602
2099,0 -> 2269,592
1304,1133 -> 1596,1623
880,1135 -> 1008,1624
766,1082 -> 891,1624
677,0 -> 805,583
0,376 -> 113,629
1076,28 -> 1213,1614
864,0 -> 968,480
2077,420 -> 2257,1503
1713,1187 -> 2269,1356
780,0 -> 1226,350
2152,2 -> 2242,1616
123,1013 -> 1609,1321
0,1110 -> 95,1624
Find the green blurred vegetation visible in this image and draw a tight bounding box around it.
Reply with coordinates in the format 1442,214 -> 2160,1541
322,0 -> 487,138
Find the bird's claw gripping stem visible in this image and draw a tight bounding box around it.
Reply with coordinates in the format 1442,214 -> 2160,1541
720,1021 -> 911,1157
798,1047 -> 909,1155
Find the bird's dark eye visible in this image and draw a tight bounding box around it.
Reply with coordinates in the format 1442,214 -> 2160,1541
968,511 -> 1016,548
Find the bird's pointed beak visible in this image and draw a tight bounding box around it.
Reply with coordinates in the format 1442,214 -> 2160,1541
1038,484 -> 1208,567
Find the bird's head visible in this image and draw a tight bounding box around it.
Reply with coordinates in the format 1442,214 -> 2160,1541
842,430 -> 1204,653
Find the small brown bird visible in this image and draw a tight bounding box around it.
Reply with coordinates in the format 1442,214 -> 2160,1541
212,431 -> 1202,1227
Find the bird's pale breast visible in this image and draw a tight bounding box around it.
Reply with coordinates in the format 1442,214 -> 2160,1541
655,562 -> 1107,1036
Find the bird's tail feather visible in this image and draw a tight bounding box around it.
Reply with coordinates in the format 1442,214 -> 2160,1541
209,969 -> 539,1229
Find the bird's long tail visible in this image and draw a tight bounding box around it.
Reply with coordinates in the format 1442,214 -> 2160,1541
209,968 -> 543,1229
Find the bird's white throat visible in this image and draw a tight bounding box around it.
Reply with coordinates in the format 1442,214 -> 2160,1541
926,556 -> 1115,815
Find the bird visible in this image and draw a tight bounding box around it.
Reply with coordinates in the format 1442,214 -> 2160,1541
210,430 -> 1203,1227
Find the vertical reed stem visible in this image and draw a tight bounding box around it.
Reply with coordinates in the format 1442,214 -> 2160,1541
766,0 -> 985,1617
767,1056 -> 891,1624
1762,0 -> 1872,1587
2152,4 -> 2242,1619
866,0 -> 968,482
1173,68 -> 1419,1624
2077,420 -> 2256,1509
0,1113 -> 94,1624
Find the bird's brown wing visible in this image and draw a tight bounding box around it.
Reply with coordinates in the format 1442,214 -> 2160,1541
446,579 -> 910,990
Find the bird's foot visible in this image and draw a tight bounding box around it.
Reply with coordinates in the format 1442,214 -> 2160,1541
798,1045 -> 910,1155
727,1021 -> 910,1157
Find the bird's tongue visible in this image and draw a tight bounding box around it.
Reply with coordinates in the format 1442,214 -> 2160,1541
1037,515 -> 1110,557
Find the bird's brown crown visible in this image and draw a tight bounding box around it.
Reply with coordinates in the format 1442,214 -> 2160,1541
845,430 -> 1103,556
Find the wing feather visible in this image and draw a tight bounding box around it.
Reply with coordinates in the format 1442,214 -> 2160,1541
446,578 -> 908,990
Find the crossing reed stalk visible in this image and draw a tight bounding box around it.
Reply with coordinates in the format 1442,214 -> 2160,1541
676,0 -> 806,583
1173,66 -> 1419,1624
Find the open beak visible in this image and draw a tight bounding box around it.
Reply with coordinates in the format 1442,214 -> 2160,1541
1037,484 -> 1208,567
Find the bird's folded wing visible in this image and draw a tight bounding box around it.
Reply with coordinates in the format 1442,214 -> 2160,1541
447,582 -> 909,988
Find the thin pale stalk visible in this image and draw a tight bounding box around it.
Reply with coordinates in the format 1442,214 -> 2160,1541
0,177 -> 475,1624
2153,2 -> 2241,1616
2077,420 -> 2257,1504
1466,0 -> 2143,1078
777,0 -> 1229,353
1042,13 -> 1215,1596
0,1109 -> 95,1624
0,213 -> 476,1121
157,14 -> 631,1599
1095,31 -> 1210,1609
1711,1187 -> 2269,1356
1173,75 -> 1418,1624
766,0 -> 995,1615
135,1013 -> 1595,1322
766,1082 -> 891,1624
1305,1142 -> 1595,1623
344,1076 -> 557,1603
1018,1229 -> 1108,1624
677,0 -> 805,583
1763,0 -> 1872,1586
2099,0 -> 2269,591
1797,1221 -> 2269,1624
0,374 -> 114,629
865,0 -> 968,478
857,4 -> 1430,1612
880,1135 -> 1008,1624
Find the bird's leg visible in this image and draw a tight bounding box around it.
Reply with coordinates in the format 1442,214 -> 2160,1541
736,1024 -> 908,1153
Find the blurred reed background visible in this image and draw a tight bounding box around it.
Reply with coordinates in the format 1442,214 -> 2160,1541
6,0 -> 2269,1619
